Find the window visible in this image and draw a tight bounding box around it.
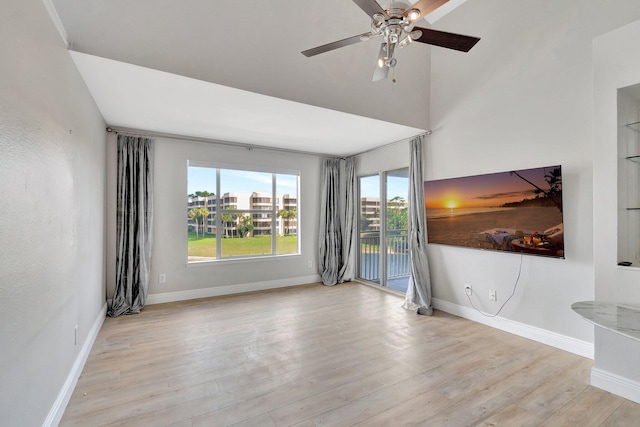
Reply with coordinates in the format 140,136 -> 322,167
187,162 -> 299,262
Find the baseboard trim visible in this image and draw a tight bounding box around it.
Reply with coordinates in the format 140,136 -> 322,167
432,298 -> 594,359
591,367 -> 640,404
44,302 -> 107,427
146,275 -> 322,305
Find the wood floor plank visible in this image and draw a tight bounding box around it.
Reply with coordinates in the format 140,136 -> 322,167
60,282 -> 640,427
514,358 -> 593,424
304,369 -> 455,427
474,403 -> 539,427
600,400 -> 640,426
190,355 -> 416,426
413,348 -> 569,426
349,389 -> 453,427
268,361 -> 428,426
229,412 -> 276,427
538,386 -> 625,426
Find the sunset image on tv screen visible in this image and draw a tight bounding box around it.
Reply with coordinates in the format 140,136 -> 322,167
424,165 -> 564,258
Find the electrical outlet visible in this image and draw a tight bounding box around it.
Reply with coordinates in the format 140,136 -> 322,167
490,289 -> 497,301
307,260 -> 312,268
464,285 -> 472,296
159,273 -> 166,284
74,325 -> 78,346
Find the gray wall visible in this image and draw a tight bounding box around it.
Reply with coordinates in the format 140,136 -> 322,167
106,136 -> 323,302
355,140 -> 412,177
0,0 -> 107,425
427,0 -> 640,347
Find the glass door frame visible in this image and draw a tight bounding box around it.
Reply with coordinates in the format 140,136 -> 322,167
357,173 -> 382,286
357,168 -> 409,291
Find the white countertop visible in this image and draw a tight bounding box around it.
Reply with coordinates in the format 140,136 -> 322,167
572,301 -> 640,342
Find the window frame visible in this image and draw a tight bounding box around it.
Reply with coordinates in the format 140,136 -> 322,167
187,160 -> 300,263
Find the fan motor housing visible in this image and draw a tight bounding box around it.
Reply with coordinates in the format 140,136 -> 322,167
387,3 -> 409,20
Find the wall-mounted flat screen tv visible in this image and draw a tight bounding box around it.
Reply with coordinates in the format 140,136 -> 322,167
424,165 -> 564,258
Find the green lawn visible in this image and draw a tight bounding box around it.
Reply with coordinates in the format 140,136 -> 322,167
188,232 -> 298,258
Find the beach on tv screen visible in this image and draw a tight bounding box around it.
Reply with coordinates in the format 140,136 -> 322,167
424,165 -> 564,259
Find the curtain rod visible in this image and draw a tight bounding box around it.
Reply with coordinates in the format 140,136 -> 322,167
105,126 -> 330,158
105,126 -> 431,160
350,130 -> 432,158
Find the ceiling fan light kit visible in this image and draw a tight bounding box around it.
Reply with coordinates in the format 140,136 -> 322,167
302,0 -> 480,81
407,8 -> 421,21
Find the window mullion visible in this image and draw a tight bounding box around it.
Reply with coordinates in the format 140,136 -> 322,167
271,173 -> 277,255
216,168 -> 221,259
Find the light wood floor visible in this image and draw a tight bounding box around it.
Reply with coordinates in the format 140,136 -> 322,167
61,282 -> 640,426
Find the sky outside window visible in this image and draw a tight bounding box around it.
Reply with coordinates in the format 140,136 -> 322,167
188,167 -> 216,195
360,174 -> 408,200
189,168 -> 298,196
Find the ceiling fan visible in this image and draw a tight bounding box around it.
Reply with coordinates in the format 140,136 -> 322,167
302,0 -> 480,81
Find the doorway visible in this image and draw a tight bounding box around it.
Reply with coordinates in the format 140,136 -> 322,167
358,169 -> 410,292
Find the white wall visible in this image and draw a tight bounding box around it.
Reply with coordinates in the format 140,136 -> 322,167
593,19 -> 640,399
426,0 -> 640,352
106,136 -> 322,303
355,140 -> 412,177
0,1 -> 107,425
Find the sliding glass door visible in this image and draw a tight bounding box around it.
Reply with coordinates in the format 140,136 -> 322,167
358,169 -> 410,292
359,175 -> 381,284
385,169 -> 410,292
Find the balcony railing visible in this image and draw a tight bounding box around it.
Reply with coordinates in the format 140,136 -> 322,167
360,229 -> 410,284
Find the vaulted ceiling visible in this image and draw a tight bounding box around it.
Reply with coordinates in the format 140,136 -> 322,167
50,0 -> 468,155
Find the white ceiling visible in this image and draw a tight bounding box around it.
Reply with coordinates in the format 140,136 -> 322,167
50,0 -> 468,156
70,51 -> 425,156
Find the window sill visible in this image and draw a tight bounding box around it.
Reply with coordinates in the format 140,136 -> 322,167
185,253 -> 302,268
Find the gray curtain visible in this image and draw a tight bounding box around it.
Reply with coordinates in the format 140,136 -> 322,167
402,136 -> 433,315
318,158 -> 342,286
108,135 -> 154,317
338,157 -> 356,283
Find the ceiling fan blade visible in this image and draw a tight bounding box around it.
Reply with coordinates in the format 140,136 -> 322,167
403,0 -> 449,21
352,0 -> 389,19
302,32 -> 374,57
412,26 -> 480,52
372,43 -> 390,81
